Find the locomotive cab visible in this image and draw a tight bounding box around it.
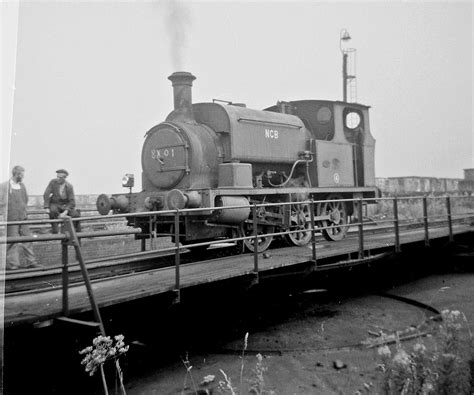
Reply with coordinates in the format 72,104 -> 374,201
265,100 -> 376,190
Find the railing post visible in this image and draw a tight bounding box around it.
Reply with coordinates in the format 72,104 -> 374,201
446,196 -> 453,243
149,216 -> 155,250
310,199 -> 317,267
153,214 -> 157,248
65,217 -> 105,334
174,210 -> 181,301
358,198 -> 364,259
393,197 -> 401,253
61,241 -> 69,316
423,196 -> 430,247
252,203 -> 259,280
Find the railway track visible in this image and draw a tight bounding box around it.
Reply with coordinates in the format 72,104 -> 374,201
4,218 -> 468,294
4,244 -> 242,294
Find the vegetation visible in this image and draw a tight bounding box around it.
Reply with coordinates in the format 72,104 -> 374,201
79,334 -> 129,395
77,309 -> 473,394
377,310 -> 472,394
181,333 -> 275,394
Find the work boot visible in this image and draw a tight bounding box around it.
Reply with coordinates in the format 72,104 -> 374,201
25,262 -> 44,269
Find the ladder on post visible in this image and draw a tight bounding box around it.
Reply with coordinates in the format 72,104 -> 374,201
56,216 -> 106,335
346,48 -> 357,103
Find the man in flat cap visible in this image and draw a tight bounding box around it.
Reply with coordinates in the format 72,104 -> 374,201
43,169 -> 81,233
0,165 -> 42,270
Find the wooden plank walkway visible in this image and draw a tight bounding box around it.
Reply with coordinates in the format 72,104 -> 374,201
3,224 -> 472,328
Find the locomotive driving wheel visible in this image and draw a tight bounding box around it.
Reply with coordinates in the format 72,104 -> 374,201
241,223 -> 274,253
285,203 -> 313,246
318,194 -> 349,241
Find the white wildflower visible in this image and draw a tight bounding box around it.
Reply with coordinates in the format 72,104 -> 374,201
377,345 -> 391,358
450,310 -> 461,319
413,343 -> 426,353
79,334 -> 129,376
392,349 -> 411,366
422,382 -> 434,392
200,374 -> 215,385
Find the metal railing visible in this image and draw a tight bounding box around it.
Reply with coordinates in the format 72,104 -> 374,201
1,195 -> 473,324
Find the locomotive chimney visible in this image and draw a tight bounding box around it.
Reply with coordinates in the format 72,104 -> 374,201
168,71 -> 196,121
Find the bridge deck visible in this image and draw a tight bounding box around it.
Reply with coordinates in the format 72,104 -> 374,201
3,224 -> 472,328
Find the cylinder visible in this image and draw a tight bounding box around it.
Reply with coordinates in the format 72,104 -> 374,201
211,196 -> 250,224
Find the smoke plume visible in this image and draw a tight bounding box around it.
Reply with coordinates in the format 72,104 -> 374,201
164,0 -> 192,71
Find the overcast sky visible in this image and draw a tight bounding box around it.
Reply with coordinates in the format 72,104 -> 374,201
3,0 -> 473,195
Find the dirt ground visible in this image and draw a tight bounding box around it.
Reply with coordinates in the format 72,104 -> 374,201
124,271 -> 474,395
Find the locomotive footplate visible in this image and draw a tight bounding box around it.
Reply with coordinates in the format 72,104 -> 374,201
206,186 -> 379,201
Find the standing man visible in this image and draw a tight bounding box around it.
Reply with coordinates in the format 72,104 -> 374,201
0,165 -> 42,270
43,169 -> 81,233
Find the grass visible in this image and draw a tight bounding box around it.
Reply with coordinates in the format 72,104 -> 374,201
377,309 -> 472,394
180,333 -> 275,395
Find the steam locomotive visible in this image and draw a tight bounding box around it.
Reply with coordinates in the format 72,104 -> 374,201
96,72 -> 378,252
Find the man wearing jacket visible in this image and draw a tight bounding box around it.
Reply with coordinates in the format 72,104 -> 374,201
0,165 -> 42,270
43,169 -> 81,233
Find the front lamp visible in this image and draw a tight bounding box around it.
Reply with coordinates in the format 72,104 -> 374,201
122,173 -> 135,188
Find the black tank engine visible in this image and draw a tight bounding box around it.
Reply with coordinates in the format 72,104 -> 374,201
97,72 -> 378,251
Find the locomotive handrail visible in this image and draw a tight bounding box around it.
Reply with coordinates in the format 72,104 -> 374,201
237,118 -> 303,129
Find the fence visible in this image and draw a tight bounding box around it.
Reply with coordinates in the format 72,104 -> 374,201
1,195 -> 473,329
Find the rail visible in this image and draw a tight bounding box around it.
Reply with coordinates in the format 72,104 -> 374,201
1,195 -> 473,328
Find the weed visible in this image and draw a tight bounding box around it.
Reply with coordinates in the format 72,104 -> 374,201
182,352 -> 198,394
218,368 -> 237,394
79,334 -> 129,395
182,333 -> 275,394
377,310 -> 472,394
249,353 -> 269,395
240,332 -> 249,391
